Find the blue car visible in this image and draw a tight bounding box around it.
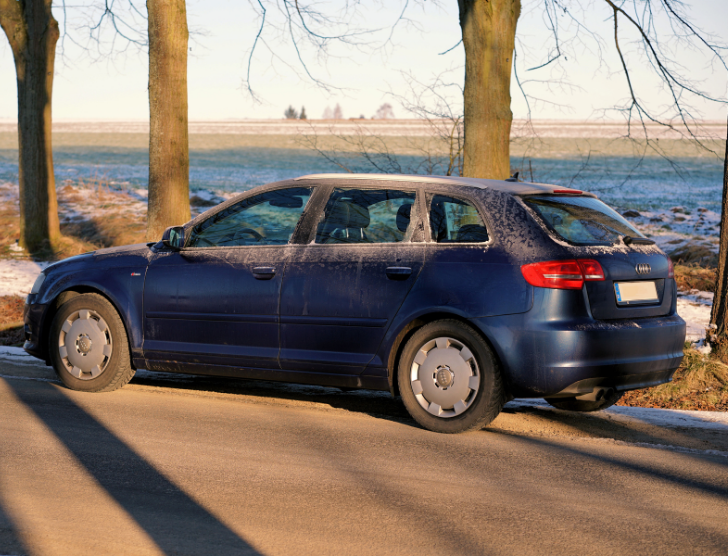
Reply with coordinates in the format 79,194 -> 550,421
23,174 -> 686,433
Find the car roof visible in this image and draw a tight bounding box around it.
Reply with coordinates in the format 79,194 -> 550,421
293,173 -> 585,196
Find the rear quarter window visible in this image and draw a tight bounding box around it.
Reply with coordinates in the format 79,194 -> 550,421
523,195 -> 642,246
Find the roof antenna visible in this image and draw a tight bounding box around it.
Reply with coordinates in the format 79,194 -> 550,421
505,171 -> 519,183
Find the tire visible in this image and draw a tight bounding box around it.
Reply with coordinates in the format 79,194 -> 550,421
544,390 -> 624,412
397,319 -> 504,433
49,293 -> 135,393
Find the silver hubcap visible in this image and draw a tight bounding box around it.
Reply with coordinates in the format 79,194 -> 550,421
410,337 -> 480,418
58,309 -> 113,380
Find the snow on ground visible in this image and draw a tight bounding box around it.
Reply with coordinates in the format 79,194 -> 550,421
623,205 -> 720,259
0,260 -> 51,297
507,398 -> 728,431
677,290 -> 712,343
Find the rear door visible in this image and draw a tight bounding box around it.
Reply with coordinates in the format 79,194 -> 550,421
279,186 -> 425,375
143,186 -> 313,371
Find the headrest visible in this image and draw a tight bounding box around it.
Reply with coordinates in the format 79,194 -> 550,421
396,203 -> 412,233
328,200 -> 370,229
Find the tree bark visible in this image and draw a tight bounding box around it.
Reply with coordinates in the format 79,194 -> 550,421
146,0 -> 190,241
458,0 -> 521,179
0,0 -> 61,253
709,115 -> 728,355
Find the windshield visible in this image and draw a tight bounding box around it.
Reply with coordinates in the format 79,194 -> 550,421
523,195 -> 643,246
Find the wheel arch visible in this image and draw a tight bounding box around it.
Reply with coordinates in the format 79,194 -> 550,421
386,311 -> 508,398
42,286 -> 136,369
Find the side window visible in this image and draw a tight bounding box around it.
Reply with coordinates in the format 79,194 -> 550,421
429,194 -> 489,243
315,188 -> 416,244
187,187 -> 313,248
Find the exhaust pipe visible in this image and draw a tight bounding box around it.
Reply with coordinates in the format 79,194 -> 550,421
575,387 -> 614,402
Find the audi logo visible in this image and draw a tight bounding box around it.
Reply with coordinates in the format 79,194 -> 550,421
635,263 -> 651,275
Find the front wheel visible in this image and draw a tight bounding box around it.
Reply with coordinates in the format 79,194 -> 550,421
49,293 -> 135,392
397,320 -> 504,433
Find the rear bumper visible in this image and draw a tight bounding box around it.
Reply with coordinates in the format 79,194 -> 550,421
473,312 -> 686,398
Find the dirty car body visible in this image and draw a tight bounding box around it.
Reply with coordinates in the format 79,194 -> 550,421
24,174 -> 686,433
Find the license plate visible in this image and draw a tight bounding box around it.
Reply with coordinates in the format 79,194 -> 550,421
614,281 -> 659,305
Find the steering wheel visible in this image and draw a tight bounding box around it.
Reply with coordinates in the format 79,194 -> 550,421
221,227 -> 264,245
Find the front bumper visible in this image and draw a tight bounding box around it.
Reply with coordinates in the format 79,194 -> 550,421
473,312 -> 686,399
23,300 -> 48,362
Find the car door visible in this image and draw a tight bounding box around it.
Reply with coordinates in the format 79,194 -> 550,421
142,186 -> 314,372
279,186 -> 425,376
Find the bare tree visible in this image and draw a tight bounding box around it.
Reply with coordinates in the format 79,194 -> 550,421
245,1 -> 726,182
0,0 -> 61,254
709,117 -> 728,357
300,73 -> 464,177
146,0 -> 190,240
374,103 -> 395,120
333,103 -> 343,120
458,0 -> 520,179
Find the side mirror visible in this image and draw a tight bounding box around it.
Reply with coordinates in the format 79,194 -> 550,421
161,226 -> 185,251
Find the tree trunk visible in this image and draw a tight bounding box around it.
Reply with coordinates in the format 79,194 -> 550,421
0,0 -> 61,253
458,0 -> 521,179
146,0 -> 190,241
709,115 -> 728,356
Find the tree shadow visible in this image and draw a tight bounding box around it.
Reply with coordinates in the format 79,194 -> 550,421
494,429 -> 728,501
499,402 -> 728,466
6,379 -> 264,556
0,502 -> 29,556
130,371 -> 413,424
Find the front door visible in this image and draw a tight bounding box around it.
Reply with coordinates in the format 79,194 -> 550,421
143,186 -> 314,371
279,186 -> 425,375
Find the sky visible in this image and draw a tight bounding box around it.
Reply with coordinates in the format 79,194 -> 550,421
1,0 -> 727,122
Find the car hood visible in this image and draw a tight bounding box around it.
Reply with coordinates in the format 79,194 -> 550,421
92,243 -> 156,264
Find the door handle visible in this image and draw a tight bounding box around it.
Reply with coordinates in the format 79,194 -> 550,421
253,267 -> 276,280
386,266 -> 412,280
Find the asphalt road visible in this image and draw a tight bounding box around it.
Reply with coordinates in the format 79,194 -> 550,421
1,360 -> 727,556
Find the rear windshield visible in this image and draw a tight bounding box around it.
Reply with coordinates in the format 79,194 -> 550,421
523,195 -> 643,246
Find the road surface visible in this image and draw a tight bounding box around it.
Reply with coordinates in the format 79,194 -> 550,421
1,359 -> 727,556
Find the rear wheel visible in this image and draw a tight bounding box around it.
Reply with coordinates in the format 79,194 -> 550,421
544,390 -> 624,412
49,293 -> 135,392
398,320 -> 504,433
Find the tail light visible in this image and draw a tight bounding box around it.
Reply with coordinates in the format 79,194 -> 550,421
521,259 -> 605,290
667,256 -> 674,279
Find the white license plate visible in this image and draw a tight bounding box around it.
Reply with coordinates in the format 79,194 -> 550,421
614,281 -> 659,305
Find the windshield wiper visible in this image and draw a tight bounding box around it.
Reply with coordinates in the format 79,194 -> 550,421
623,235 -> 655,245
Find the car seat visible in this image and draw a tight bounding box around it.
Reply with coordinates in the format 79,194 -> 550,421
321,200 -> 371,243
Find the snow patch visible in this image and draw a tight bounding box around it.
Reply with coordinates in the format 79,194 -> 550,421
506,398 -> 728,431
0,260 -> 51,297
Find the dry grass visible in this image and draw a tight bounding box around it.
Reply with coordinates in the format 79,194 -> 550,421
618,344 -> 728,411
0,180 -> 146,262
673,264 -> 716,292
0,295 -> 25,347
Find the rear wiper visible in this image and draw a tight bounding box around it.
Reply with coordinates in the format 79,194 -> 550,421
623,235 -> 655,245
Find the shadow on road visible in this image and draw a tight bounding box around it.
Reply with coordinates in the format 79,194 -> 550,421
499,403 -> 728,461
130,371 -> 413,423
0,501 -> 28,556
5,379 -> 264,556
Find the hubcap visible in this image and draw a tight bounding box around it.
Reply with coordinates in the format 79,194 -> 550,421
58,309 -> 113,380
410,337 -> 480,418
